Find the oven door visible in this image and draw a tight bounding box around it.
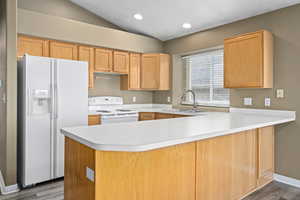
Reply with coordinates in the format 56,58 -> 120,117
101,114 -> 139,124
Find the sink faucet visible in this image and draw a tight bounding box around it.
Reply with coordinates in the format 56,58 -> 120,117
180,89 -> 197,109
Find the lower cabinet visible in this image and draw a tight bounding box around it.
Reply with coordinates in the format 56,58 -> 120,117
196,130 -> 257,200
139,112 -> 189,121
257,126 -> 274,187
155,113 -> 174,119
88,115 -> 101,126
65,126 -> 275,200
196,127 -> 274,200
139,112 -> 156,121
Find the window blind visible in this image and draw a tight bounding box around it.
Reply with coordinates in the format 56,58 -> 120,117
183,48 -> 229,107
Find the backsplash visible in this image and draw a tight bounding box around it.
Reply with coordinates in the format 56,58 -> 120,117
88,74 -> 153,104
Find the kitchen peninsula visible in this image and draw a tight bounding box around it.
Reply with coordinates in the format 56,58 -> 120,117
61,108 -> 295,200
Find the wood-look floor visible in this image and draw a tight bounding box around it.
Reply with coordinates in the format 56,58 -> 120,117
1,181 -> 300,200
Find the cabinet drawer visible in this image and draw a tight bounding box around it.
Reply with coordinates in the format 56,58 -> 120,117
139,112 -> 155,121
88,115 -> 101,126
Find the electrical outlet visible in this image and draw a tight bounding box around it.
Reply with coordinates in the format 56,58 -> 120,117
132,96 -> 136,102
86,167 -> 94,182
167,96 -> 171,103
276,89 -> 284,98
265,98 -> 271,107
244,97 -> 252,106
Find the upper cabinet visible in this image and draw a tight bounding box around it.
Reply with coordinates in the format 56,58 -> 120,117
18,35 -> 49,59
49,41 -> 78,60
129,53 -> 141,89
141,53 -> 170,90
94,48 -> 113,72
120,53 -> 141,90
17,35 -> 169,91
78,46 -> 95,89
224,30 -> 273,88
113,51 -> 129,74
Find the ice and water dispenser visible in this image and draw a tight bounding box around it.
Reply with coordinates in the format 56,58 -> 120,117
30,89 -> 51,115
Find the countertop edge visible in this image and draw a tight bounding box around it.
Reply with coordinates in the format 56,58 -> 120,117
61,116 -> 295,152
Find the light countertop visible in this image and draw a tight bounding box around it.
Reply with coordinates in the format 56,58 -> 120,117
62,108 -> 296,152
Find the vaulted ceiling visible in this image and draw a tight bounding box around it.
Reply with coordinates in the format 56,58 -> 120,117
70,0 -> 300,41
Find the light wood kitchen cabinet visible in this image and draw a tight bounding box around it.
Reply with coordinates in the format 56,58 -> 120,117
155,113 -> 175,119
17,35 -> 49,58
196,130 -> 257,200
94,48 -> 113,72
88,115 -> 101,126
139,112 -> 188,121
224,30 -> 273,88
65,126 -> 276,200
113,50 -> 129,74
49,41 -> 78,60
65,138 -> 196,200
141,54 -> 170,90
257,126 -> 274,187
120,53 -> 141,90
139,112 -> 156,121
173,114 -> 189,118
79,46 -> 95,88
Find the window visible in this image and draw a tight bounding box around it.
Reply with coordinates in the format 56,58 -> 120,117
183,48 -> 229,107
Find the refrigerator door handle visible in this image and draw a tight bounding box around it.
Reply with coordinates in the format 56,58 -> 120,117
54,85 -> 58,119
50,59 -> 55,178
54,60 -> 59,119
27,88 -> 31,116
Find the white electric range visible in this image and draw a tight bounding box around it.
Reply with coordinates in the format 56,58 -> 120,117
88,96 -> 139,124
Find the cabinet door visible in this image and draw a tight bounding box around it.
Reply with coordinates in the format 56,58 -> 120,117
257,126 -> 274,187
139,112 -> 155,121
88,115 -> 101,126
113,51 -> 129,74
155,113 -> 174,119
158,54 -> 170,90
129,53 -> 141,89
49,41 -> 78,60
79,46 -> 95,88
196,130 -> 257,200
141,54 -> 159,89
94,48 -> 113,72
173,114 -> 188,118
224,32 -> 263,88
18,35 -> 49,58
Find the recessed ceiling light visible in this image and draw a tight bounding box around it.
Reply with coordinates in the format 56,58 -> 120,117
134,13 -> 143,20
182,23 -> 192,29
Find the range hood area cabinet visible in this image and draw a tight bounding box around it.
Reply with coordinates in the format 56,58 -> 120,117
121,53 -> 170,91
224,30 -> 273,88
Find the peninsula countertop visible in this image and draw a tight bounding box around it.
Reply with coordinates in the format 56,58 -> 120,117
62,108 -> 296,152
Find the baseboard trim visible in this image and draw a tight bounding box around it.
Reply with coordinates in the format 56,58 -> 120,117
274,173 -> 300,188
0,171 -> 19,195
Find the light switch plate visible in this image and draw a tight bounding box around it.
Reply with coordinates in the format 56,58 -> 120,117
244,97 -> 252,106
86,167 -> 94,182
265,98 -> 271,107
167,96 -> 171,103
276,89 -> 284,98
132,96 -> 136,102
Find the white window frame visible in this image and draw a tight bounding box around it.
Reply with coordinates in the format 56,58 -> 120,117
183,47 -> 229,107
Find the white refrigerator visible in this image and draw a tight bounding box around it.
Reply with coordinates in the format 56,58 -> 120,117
18,55 -> 88,187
